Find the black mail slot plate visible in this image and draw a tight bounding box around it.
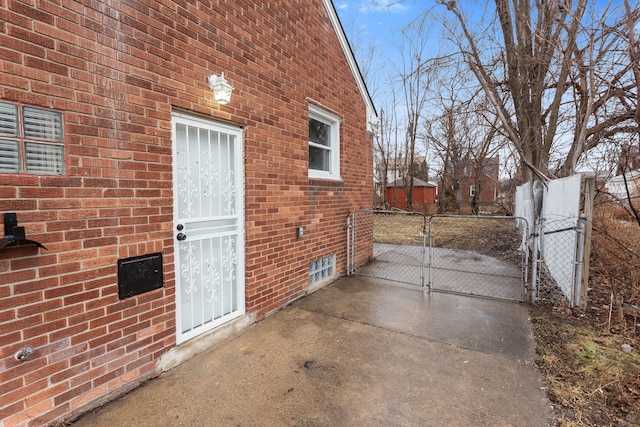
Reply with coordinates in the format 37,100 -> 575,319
118,253 -> 163,299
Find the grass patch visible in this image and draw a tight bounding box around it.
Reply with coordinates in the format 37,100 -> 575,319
531,306 -> 640,426
570,334 -> 640,385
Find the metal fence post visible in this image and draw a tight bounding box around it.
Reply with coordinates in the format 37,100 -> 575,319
580,178 -> 595,309
428,216 -> 434,291
420,216 -> 427,293
530,217 -> 541,303
573,215 -> 586,308
522,219 -> 530,301
346,214 -> 352,276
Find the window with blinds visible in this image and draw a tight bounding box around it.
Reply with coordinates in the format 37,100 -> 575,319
0,101 -> 64,175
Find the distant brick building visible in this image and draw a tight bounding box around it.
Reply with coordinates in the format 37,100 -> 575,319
0,1 -> 376,425
439,156 -> 499,211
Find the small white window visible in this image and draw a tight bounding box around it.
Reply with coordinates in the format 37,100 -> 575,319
0,101 -> 64,175
309,254 -> 335,286
308,105 -> 340,180
470,185 -> 476,197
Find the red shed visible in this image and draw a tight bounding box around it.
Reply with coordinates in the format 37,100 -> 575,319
386,178 -> 437,212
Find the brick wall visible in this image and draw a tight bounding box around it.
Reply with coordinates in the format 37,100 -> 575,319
0,0 -> 373,425
460,176 -> 498,205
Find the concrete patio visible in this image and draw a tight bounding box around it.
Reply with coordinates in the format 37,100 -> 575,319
72,275 -> 554,426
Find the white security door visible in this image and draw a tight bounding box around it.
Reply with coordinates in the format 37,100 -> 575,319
172,112 -> 244,344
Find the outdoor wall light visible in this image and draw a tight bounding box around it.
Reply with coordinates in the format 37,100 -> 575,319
208,73 -> 234,105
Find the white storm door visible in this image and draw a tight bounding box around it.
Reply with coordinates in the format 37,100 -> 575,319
172,112 -> 245,344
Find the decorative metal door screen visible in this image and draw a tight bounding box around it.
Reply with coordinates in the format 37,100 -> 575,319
172,112 -> 245,344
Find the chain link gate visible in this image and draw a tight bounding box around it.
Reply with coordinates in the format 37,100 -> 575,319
347,210 -> 427,288
428,215 -> 529,301
348,211 -> 530,301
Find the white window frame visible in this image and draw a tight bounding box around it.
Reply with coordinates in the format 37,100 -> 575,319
308,105 -> 340,180
470,185 -> 476,197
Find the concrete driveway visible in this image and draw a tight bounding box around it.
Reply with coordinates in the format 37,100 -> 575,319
73,276 -> 554,426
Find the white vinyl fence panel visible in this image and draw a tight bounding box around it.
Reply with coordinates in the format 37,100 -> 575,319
541,175 -> 581,303
516,175 -> 583,306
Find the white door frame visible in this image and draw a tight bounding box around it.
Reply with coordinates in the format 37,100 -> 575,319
171,111 -> 245,344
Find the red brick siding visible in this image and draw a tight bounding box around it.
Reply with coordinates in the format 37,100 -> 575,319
0,0 -> 373,425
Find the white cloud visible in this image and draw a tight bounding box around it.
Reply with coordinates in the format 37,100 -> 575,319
336,1 -> 349,11
358,0 -> 409,14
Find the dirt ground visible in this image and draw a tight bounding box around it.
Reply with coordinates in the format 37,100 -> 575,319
529,289 -> 640,426
528,212 -> 640,427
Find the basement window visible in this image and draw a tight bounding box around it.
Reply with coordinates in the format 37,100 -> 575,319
309,254 -> 335,286
0,101 -> 65,175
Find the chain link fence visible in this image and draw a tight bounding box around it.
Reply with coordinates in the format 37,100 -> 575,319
348,210 -> 427,288
347,210 -> 593,307
348,211 -> 528,300
532,216 -> 587,306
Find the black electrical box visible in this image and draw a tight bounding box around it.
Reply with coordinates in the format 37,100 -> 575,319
117,253 -> 163,299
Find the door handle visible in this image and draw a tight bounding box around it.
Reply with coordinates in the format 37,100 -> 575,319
176,233 -> 187,241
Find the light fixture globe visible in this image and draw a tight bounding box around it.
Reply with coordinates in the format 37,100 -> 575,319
208,73 -> 234,105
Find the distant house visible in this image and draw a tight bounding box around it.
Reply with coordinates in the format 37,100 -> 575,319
617,143 -> 640,175
439,156 -> 499,209
606,143 -> 640,203
605,170 -> 640,201
382,156 -> 429,184
386,178 -> 437,212
0,1 -> 376,425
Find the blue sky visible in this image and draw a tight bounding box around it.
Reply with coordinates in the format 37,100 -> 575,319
334,0 -> 414,41
334,0 -> 440,106
334,0 -> 418,65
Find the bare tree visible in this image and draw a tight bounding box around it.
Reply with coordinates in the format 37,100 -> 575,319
429,103 -> 464,212
439,0 -> 592,184
439,1 -> 640,187
469,107 -> 502,215
557,2 -> 639,176
591,1 -> 640,226
425,63 -> 474,212
620,0 -> 640,225
374,96 -> 400,209
623,0 -> 639,132
394,13 -> 439,210
372,77 -> 404,209
426,81 -> 505,214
